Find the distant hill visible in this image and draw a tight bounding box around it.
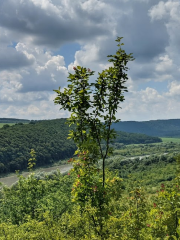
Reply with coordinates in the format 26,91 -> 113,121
112,119 -> 180,137
0,118 -> 30,123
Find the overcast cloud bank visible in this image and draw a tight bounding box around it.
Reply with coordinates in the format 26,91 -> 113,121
0,0 -> 180,121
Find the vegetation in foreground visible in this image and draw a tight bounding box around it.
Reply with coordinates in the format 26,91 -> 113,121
0,155 -> 180,239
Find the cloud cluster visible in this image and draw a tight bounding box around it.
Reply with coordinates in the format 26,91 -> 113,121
0,0 -> 180,120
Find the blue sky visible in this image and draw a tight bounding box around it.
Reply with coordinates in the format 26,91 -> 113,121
0,0 -> 180,121
53,43 -> 81,68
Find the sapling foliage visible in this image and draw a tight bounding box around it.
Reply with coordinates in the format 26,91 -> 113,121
54,37 -> 134,187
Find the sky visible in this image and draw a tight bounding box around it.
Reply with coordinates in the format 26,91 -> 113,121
0,0 -> 180,121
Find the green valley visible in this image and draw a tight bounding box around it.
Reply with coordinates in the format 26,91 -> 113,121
0,118 -> 162,175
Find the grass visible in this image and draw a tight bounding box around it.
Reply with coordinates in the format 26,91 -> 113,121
161,137 -> 180,143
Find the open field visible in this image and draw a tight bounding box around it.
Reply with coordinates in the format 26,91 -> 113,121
161,137 -> 180,143
0,123 -> 16,128
0,122 -> 29,128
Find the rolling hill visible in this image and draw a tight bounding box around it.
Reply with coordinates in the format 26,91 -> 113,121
112,119 -> 180,137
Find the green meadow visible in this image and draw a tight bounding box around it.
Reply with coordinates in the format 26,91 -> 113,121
161,137 -> 180,143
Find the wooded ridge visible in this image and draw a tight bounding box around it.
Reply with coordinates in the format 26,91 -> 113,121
112,119 -> 180,137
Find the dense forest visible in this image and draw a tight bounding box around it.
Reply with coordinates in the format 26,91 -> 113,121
113,131 -> 162,144
112,119 -> 180,137
0,119 -> 76,174
0,119 -> 161,174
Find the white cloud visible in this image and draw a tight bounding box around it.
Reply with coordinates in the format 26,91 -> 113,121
116,84 -> 180,121
149,0 -> 180,50
166,81 -> 180,98
149,1 -> 180,21
148,1 -> 169,20
155,55 -> 173,73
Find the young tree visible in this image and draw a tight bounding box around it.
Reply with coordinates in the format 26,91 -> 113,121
54,37 -> 134,238
54,37 -> 134,187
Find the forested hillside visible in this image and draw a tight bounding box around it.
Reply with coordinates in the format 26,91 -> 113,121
0,119 -> 161,174
0,119 -> 76,174
114,131 -> 161,144
112,119 -> 180,137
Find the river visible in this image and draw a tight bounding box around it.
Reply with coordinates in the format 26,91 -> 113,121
0,164 -> 72,187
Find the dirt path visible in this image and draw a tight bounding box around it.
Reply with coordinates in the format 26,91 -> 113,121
0,164 -> 72,187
